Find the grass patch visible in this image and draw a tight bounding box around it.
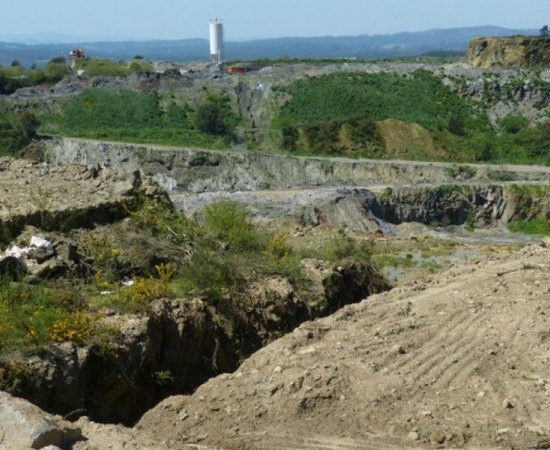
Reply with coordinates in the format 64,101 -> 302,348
0,280 -> 110,352
507,217 -> 550,235
45,88 -> 240,150
277,70 -> 470,129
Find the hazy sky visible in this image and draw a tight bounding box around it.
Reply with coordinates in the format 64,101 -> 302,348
1,0 -> 548,42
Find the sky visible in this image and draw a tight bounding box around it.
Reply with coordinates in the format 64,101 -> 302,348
0,0 -> 548,42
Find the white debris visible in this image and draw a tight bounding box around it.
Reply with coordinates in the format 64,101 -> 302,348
3,236 -> 53,259
121,280 -> 135,287
4,245 -> 28,259
29,236 -> 53,250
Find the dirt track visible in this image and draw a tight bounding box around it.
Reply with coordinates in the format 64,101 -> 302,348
137,239 -> 550,449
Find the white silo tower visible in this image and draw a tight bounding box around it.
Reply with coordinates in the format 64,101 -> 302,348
209,19 -> 224,64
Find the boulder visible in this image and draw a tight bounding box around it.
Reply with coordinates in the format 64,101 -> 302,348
0,390 -> 81,449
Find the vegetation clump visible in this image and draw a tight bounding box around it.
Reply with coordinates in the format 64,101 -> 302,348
51,88 -> 239,148
274,69 -> 550,163
0,198 -> 388,355
506,185 -> 550,235
0,107 -> 39,157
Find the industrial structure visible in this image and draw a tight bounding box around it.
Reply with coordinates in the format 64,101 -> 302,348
209,19 -> 224,65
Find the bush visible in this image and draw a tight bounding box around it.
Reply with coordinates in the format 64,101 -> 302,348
513,121 -> 550,160
281,124 -> 299,150
447,113 -> 466,136
296,115 -> 381,155
202,201 -> 261,251
0,108 -> 39,156
57,88 -> 235,149
508,217 -> 550,235
73,59 -> 130,77
44,61 -> 71,84
322,229 -> 374,262
194,94 -> 239,137
278,70 -> 471,130
121,268 -> 174,311
49,310 -> 95,344
500,115 -> 528,134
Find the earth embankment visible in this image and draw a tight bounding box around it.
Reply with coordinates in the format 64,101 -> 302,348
138,239 -> 550,449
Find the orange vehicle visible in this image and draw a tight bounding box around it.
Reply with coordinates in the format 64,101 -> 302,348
226,65 -> 247,74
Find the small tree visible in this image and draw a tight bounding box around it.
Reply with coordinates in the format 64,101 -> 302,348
18,111 -> 39,141
541,25 -> 549,36
447,113 -> 466,136
281,124 -> 299,150
195,102 -> 226,135
194,94 -> 238,137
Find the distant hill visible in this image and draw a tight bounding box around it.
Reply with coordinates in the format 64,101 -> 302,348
0,26 -> 538,67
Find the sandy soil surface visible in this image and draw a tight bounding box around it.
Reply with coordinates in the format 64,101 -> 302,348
136,238 -> 550,449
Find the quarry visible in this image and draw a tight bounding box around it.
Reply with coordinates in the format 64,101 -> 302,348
0,33 -> 550,449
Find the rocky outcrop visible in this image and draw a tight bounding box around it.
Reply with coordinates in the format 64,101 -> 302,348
467,36 -> 550,68
0,390 -> 81,449
173,187 -> 388,232
0,157 -> 165,245
42,138 -> 550,194
2,298 -> 236,426
376,185 -> 513,227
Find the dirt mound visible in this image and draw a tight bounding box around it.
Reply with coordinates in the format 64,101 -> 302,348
138,239 -> 550,449
377,119 -> 440,160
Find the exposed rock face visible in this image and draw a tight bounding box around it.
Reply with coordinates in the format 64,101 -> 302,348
467,36 -> 550,68
0,390 -> 81,449
42,137 -> 550,194
173,187 -> 387,232
3,298 -> 236,426
376,185 -> 515,227
2,258 -> 386,426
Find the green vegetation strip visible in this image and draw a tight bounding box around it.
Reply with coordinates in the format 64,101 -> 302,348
0,200 -> 387,354
43,89 -> 239,149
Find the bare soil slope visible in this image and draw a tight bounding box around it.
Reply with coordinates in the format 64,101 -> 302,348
138,239 -> 550,449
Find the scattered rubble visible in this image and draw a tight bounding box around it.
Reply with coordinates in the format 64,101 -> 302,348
0,157 -> 165,245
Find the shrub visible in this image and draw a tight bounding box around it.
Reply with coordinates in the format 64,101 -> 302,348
513,121 -> 550,160
507,217 -> 550,235
297,115 -> 381,155
323,229 -> 374,262
500,115 -> 528,134
202,201 -> 261,251
447,113 -> 466,136
49,310 -> 95,344
58,88 -> 232,149
281,124 -> 299,150
265,232 -> 292,260
194,94 -> 238,136
44,61 -> 71,84
63,89 -> 162,131
73,59 -> 130,77
277,70 -> 471,130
